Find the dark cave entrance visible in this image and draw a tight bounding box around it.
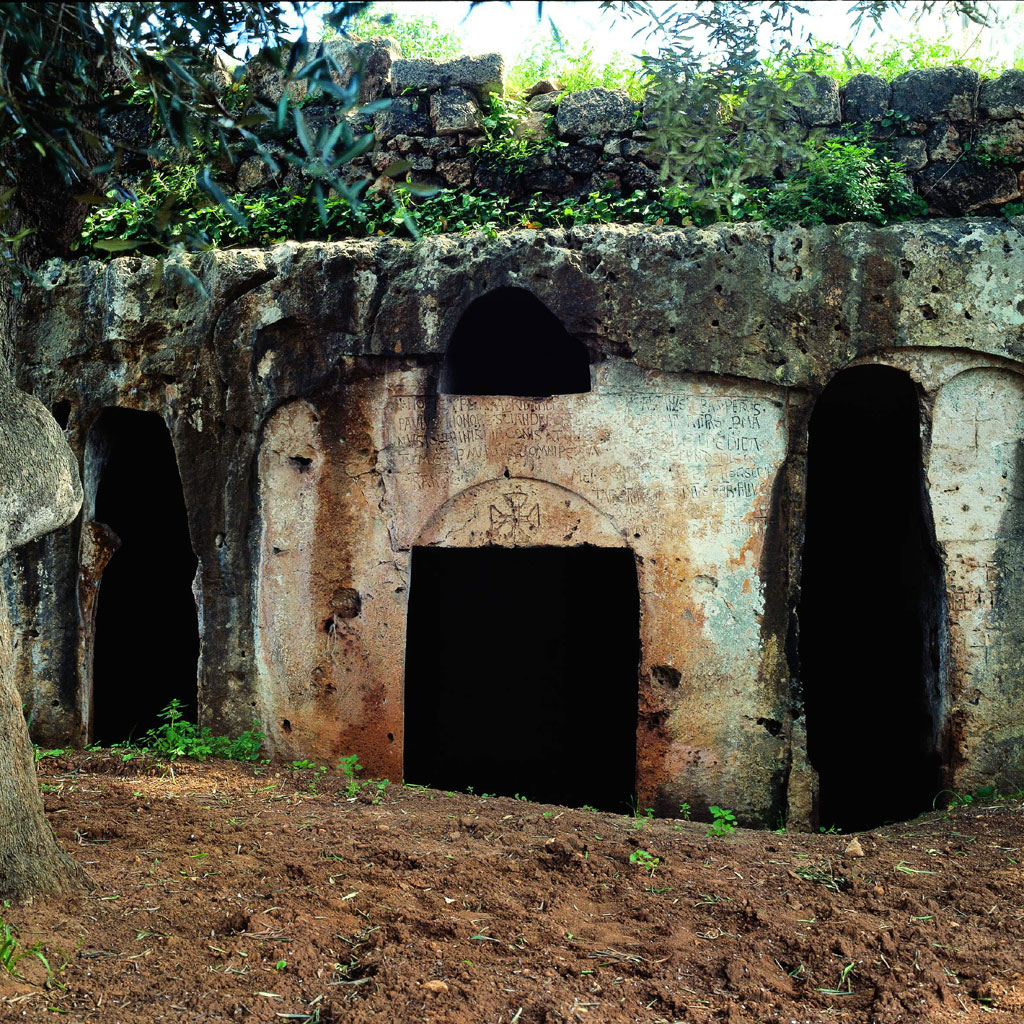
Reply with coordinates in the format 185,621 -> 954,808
404,546 -> 639,811
798,365 -> 946,832
439,287 -> 591,397
89,408 -> 199,745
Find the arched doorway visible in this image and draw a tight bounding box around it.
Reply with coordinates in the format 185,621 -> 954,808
440,287 -> 590,397
798,365 -> 946,830
88,409 -> 199,744
403,544 -> 640,810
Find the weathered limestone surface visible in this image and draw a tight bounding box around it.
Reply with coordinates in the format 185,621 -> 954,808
10,218 -> 1024,824
928,369 -> 1024,792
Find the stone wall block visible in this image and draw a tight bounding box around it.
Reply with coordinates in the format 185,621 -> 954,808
429,87 -> 481,136
557,145 -> 599,175
892,136 -> 928,171
373,109 -> 432,142
891,66 -> 979,121
791,73 -> 841,126
979,69 -> 1024,119
841,74 -> 892,122
351,37 -> 401,102
528,92 -> 560,113
555,88 -> 637,140
917,161 -> 1021,214
390,53 -> 504,97
925,120 -> 963,162
436,158 -> 473,188
977,119 -> 1024,161
523,166 -> 575,193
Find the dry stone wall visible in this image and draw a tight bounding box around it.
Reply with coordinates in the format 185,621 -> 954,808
228,42 -> 1024,216
7,218 -> 1024,827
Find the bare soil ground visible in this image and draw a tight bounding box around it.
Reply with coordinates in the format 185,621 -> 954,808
2,753 -> 1023,1023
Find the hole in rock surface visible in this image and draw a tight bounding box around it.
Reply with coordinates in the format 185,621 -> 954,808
799,365 -> 945,832
404,546 -> 639,811
440,287 -> 590,397
90,408 -> 199,744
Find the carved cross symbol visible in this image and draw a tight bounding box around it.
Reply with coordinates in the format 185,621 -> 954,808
489,491 -> 541,542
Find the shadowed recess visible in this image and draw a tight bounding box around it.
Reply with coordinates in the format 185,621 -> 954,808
404,545 -> 639,811
90,408 -> 199,744
440,287 -> 591,397
799,365 -> 945,832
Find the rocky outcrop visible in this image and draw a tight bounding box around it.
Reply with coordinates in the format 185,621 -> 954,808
8,219 -> 1024,817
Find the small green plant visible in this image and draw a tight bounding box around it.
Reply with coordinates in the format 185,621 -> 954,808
629,848 -> 660,875
0,914 -> 51,981
678,802 -> 691,820
748,131 -> 927,228
130,699 -> 264,762
630,805 -> 654,830
33,746 -> 67,764
275,958 -> 287,971
706,805 -> 737,837
817,960 -> 856,996
963,138 -> 1018,169
337,753 -> 363,798
473,94 -> 552,176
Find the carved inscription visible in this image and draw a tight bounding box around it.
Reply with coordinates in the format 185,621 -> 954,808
380,384 -> 786,547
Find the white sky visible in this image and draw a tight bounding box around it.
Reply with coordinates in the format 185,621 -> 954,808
346,0 -> 1024,68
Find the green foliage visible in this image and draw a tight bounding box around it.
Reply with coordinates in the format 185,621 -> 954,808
748,131 -> 928,227
337,753 -> 363,798
0,913 -> 51,981
507,37 -> 644,100
706,805 -> 737,837
764,35 -> 1015,85
963,137 -> 1019,169
474,95 -> 552,175
134,698 -> 265,762
0,1 -> 373,285
678,802 -> 692,820
629,848 -> 660,874
346,5 -> 462,60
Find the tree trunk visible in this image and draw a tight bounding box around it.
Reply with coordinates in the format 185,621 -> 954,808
0,592 -> 91,899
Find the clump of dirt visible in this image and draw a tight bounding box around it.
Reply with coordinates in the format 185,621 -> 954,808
2,753 -> 1023,1022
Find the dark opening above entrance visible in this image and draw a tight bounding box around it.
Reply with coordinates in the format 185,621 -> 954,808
404,545 -> 639,811
798,365 -> 945,831
90,408 -> 199,745
440,287 -> 591,397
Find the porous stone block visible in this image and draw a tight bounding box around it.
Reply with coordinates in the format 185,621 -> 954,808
391,54 -> 504,96
917,162 -> 1020,214
557,145 -> 599,175
436,158 -> 473,188
979,69 -> 1024,120
351,37 -> 401,102
373,109 -> 432,142
891,66 -> 978,122
925,120 -> 962,162
841,74 -> 892,122
790,73 -> 840,126
528,92 -> 560,113
977,119 -> 1024,160
555,88 -> 637,140
892,136 -> 928,171
429,87 -> 481,136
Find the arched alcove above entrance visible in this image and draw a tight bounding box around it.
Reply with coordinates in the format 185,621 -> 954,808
413,476 -> 629,550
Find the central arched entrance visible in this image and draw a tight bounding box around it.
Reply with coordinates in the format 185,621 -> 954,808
402,479 -> 640,811
798,365 -> 946,830
403,544 -> 640,810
